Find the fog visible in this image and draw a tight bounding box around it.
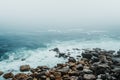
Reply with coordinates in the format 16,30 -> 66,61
0,0 -> 120,32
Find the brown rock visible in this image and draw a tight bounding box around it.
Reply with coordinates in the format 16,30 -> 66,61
69,62 -> 76,67
20,65 -> 30,72
33,78 -> 37,80
54,72 -> 61,78
3,72 -> 14,79
50,74 -> 55,80
68,71 -> 80,76
13,73 -> 30,80
46,77 -> 51,80
0,71 -> 3,76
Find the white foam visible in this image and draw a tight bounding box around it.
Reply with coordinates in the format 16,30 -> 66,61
0,39 -> 120,74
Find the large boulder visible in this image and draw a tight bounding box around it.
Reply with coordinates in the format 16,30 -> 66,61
20,65 -> 30,72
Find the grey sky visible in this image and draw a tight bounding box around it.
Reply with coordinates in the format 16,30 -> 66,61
0,0 -> 120,31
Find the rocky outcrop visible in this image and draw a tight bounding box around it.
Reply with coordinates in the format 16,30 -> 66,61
2,48 -> 120,80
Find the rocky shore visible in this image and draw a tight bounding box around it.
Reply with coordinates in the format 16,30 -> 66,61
0,48 -> 120,80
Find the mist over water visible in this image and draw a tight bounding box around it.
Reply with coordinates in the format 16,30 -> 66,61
0,0 -> 120,32
0,1 -> 120,78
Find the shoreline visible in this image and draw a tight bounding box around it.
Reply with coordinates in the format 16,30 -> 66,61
0,48 -> 120,80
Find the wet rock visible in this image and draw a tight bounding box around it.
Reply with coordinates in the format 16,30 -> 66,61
21,58 -> 26,61
52,48 -> 60,53
68,71 -> 80,76
54,72 -> 61,79
50,74 -> 55,80
76,64 -> 83,70
30,68 -> 37,73
101,74 -> 107,80
57,63 -> 66,68
112,67 -> 120,72
20,65 -> 30,72
117,49 -> 120,55
40,75 -> 47,80
112,58 -> 120,65
57,66 -> 69,75
83,74 -> 96,80
108,50 -> 115,54
69,62 -> 76,68
0,71 -> 3,76
83,69 -> 93,74
3,72 -> 14,79
82,52 -> 92,59
91,56 -> 99,63
92,51 -> 99,57
96,79 -> 102,80
94,64 -> 109,75
76,55 -> 81,58
70,76 -> 78,80
93,48 -> 101,52
99,55 -> 108,63
98,63 -> 109,68
13,73 -> 30,80
58,53 -> 69,58
68,57 -> 76,63
27,77 -> 33,80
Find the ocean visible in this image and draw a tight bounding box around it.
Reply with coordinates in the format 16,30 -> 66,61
0,29 -> 120,75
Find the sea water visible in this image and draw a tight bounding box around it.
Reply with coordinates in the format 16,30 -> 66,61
0,29 -> 120,75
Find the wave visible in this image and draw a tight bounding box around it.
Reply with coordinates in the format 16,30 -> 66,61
0,38 -> 120,73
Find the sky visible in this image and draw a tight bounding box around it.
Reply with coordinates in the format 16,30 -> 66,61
0,0 -> 120,32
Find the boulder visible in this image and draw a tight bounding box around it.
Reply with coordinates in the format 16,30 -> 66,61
20,65 -> 30,72
54,72 -> 61,78
13,73 -> 31,80
94,64 -> 109,75
0,71 -> 3,76
68,71 -> 80,76
83,69 -> 93,74
68,57 -> 76,63
57,67 -> 69,75
82,52 -> 92,59
83,74 -> 96,80
52,48 -> 60,53
50,74 -> 55,80
3,72 -> 14,79
76,64 -> 83,70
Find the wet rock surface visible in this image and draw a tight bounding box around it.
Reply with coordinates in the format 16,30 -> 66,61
3,72 -> 14,79
0,71 -> 3,76
1,48 -> 120,80
20,65 -> 31,72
